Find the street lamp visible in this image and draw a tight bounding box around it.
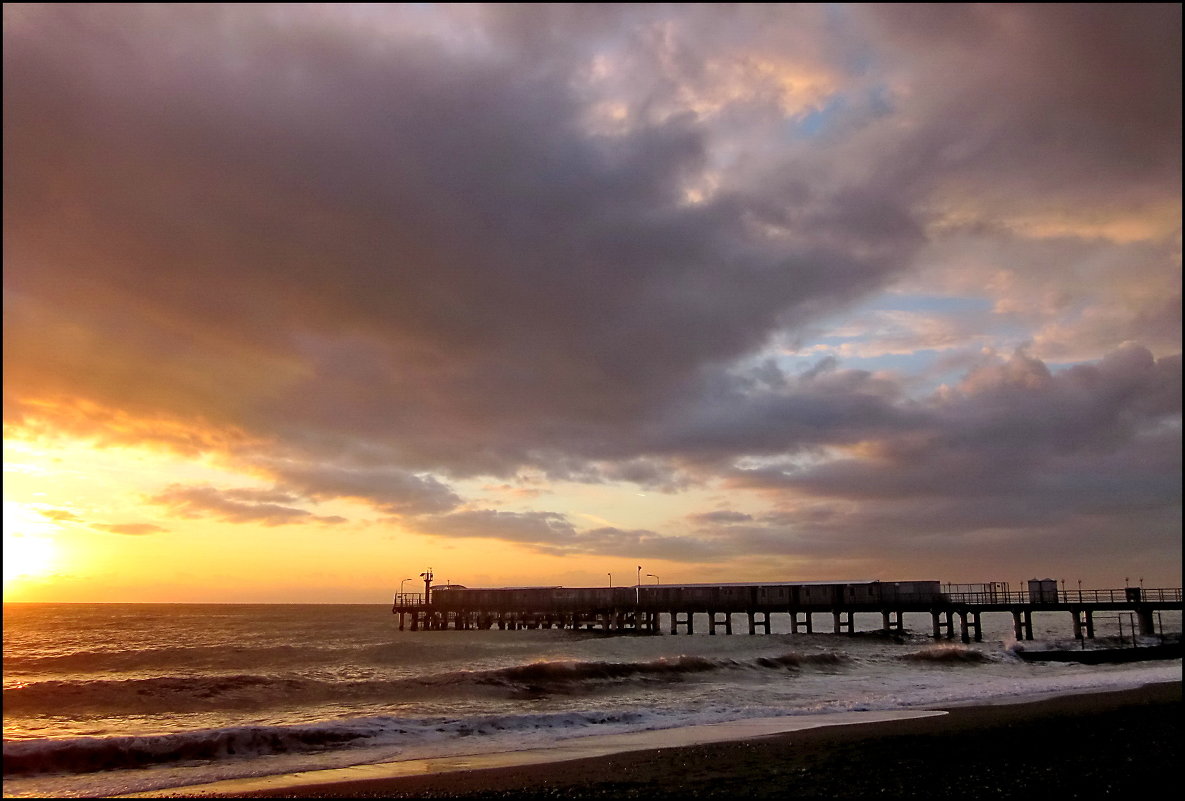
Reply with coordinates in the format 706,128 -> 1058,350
399,577 -> 413,601
607,572 -> 612,588
646,573 -> 660,584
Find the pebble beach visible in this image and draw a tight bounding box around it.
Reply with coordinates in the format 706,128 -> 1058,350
155,682 -> 1181,799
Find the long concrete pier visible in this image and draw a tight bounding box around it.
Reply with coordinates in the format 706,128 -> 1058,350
392,581 -> 1183,643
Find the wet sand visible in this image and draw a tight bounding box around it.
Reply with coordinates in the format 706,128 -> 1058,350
155,681 -> 1181,799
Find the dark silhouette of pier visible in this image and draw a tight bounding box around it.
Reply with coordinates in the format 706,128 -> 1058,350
391,576 -> 1182,644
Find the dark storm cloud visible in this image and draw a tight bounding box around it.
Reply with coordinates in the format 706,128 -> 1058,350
425,510 -> 697,559
36,510 -> 170,536
261,461 -> 462,515
689,510 -> 753,526
148,485 -> 347,526
405,507 -> 720,564
555,526 -> 724,561
724,346 -> 1181,552
408,508 -> 721,561
421,509 -> 578,544
647,358 -> 916,464
858,3 -> 1181,210
2,4 -> 919,480
3,5 -> 1180,572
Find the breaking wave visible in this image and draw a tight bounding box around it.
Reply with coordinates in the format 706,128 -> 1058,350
754,652 -> 847,669
901,645 -> 992,664
2,709 -> 652,777
4,652 -> 848,714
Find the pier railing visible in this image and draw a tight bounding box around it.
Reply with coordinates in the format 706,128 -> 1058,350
392,592 -> 425,607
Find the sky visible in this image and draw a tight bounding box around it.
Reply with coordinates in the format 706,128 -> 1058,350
3,4 -> 1181,602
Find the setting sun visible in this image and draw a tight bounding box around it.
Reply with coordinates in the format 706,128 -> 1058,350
3,502 -> 59,584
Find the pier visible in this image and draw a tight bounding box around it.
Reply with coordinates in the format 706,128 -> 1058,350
391,578 -> 1182,643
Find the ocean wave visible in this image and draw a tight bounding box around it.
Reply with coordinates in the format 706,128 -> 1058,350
753,651 -> 847,669
2,722 -> 365,777
2,644 -> 345,674
418,651 -> 848,691
474,655 -> 721,687
3,651 -> 848,714
3,674 -> 314,714
2,709 -> 650,777
900,645 -> 992,664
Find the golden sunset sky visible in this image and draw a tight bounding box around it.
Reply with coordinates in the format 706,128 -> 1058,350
4,4 -> 1181,602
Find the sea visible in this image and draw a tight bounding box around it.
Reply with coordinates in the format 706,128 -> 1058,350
3,603 -> 1181,798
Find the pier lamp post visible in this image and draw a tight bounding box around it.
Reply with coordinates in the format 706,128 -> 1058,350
399,577 -> 413,603
607,573 -> 612,588
636,566 -> 642,605
647,573 -> 660,584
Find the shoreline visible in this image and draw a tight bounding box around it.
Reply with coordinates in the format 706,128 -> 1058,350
135,681 -> 1182,799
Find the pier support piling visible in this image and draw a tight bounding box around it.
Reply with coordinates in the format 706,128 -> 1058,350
747,611 -> 771,635
1136,606 -> 1156,637
790,610 -> 813,634
1070,609 -> 1097,640
1010,608 -> 1034,641
1070,608 -> 1097,640
932,610 -> 956,639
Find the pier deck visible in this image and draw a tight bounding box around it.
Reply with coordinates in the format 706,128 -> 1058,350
392,582 -> 1182,643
